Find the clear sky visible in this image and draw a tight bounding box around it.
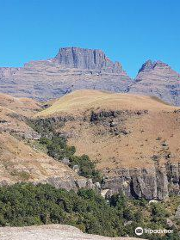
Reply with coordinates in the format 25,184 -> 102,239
0,0 -> 179,77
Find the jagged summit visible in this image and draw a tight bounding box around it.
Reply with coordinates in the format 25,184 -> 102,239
53,47 -> 123,73
129,59 -> 180,105
138,59 -> 170,73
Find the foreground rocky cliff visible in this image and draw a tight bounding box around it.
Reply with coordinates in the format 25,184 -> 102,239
0,225 -> 147,240
35,90 -> 180,200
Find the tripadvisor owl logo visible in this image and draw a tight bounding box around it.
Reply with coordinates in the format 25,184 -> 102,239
135,227 -> 143,236
135,227 -> 173,235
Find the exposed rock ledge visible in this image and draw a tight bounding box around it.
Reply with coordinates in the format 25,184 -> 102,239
102,163 -> 180,200
0,224 -> 147,240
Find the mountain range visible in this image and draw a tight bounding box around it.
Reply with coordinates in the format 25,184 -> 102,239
0,47 -> 180,105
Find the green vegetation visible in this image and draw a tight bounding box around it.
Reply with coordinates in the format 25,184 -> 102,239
39,136 -> 102,183
69,154 -> 101,182
10,170 -> 30,181
39,136 -> 76,160
29,120 -> 102,183
0,183 -> 179,240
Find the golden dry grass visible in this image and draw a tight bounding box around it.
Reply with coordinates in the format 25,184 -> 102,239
0,93 -> 42,117
36,90 -> 176,118
0,93 -> 84,185
0,93 -> 43,138
0,132 -> 83,184
35,90 -> 180,174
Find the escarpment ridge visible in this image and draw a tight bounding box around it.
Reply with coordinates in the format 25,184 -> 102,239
0,47 -> 180,105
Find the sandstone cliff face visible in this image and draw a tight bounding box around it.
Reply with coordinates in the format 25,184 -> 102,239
129,60 -> 180,106
0,47 -> 131,101
54,47 -> 123,73
102,164 -> 180,200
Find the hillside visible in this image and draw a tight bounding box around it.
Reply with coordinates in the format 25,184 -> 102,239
0,132 -> 87,189
0,93 -> 42,139
0,93 -> 41,117
36,89 -> 180,169
36,89 -> 174,117
36,90 -> 180,199
0,93 -> 89,190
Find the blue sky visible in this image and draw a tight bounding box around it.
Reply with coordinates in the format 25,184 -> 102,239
0,0 -> 179,77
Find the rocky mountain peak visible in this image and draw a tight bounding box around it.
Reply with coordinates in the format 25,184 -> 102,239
138,60 -> 170,73
138,60 -> 154,73
53,47 -> 123,73
153,60 -> 170,70
130,59 -> 180,106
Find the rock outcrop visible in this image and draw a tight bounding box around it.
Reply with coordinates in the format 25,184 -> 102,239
0,224 -> 145,240
102,163 -> 180,200
0,224 -> 147,240
0,67 -> 19,78
129,60 -> 180,106
54,47 -> 123,73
